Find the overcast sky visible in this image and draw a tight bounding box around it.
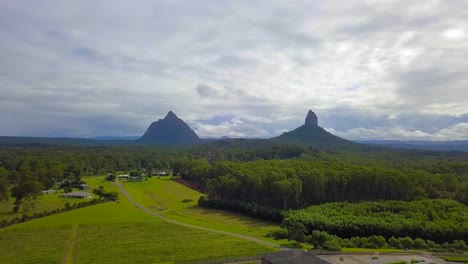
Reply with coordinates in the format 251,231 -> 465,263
1,0 -> 467,140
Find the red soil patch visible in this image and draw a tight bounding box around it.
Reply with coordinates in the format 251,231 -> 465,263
173,178 -> 206,194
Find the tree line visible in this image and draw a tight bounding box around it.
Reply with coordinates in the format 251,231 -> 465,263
177,159 -> 468,209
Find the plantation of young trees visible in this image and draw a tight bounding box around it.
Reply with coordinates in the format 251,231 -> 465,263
282,199 -> 468,243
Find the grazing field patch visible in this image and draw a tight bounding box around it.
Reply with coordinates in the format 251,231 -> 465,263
123,177 -> 283,244
439,256 -> 468,262
76,222 -> 274,263
0,225 -> 71,264
0,176 -> 276,263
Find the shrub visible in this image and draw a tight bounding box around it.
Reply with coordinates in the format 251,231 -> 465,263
266,228 -> 289,240
322,240 -> 342,251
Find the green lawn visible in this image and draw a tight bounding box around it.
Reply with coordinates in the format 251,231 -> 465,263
342,248 -> 423,253
0,176 -> 276,263
76,222 -> 272,264
122,176 -> 285,244
0,225 -> 71,264
439,256 -> 468,263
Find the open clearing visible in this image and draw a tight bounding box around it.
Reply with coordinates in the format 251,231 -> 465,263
122,176 -> 286,245
0,176 -> 275,263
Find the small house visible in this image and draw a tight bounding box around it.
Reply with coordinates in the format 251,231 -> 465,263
42,189 -> 57,195
118,174 -> 130,180
62,191 -> 93,199
78,184 -> 90,190
128,176 -> 143,182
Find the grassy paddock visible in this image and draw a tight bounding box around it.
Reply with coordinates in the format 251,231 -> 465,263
77,222 -> 273,263
123,176 -> 284,244
439,256 -> 468,262
0,176 -> 276,263
0,225 -> 71,264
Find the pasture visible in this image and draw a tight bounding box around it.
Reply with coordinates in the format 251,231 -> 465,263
0,176 -> 275,263
123,176 -> 284,244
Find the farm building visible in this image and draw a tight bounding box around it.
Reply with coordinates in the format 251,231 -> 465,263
128,176 -> 143,182
42,189 -> 56,194
62,191 -> 93,199
78,184 -> 90,190
118,174 -> 130,179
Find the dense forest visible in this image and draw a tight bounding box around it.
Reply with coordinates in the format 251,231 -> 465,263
175,158 -> 468,208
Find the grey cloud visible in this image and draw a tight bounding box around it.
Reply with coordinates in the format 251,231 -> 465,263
196,84 -> 220,98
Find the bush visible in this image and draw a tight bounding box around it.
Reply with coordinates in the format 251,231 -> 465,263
322,240 -> 342,251
267,228 -> 289,240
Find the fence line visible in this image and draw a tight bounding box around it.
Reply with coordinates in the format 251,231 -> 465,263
175,249 -> 329,264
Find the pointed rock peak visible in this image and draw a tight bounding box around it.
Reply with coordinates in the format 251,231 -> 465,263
305,110 -> 318,127
164,111 -> 178,120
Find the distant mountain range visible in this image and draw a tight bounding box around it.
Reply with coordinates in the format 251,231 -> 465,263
358,139 -> 468,152
0,110 -> 467,152
89,136 -> 140,140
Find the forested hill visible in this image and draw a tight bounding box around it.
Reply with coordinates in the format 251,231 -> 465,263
272,125 -> 370,151
270,110 -> 375,152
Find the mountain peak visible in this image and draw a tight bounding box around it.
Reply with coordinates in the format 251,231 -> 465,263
305,110 -> 318,127
165,111 -> 177,120
139,111 -> 200,144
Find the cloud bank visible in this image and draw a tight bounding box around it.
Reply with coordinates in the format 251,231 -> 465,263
0,0 -> 467,140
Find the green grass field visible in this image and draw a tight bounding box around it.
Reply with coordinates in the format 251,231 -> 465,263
0,225 -> 71,264
122,176 -> 286,245
439,256 -> 468,263
76,222 -> 271,263
0,176 -> 275,263
341,248 -> 422,253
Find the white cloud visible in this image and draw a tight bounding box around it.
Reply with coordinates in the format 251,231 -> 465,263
328,122 -> 468,141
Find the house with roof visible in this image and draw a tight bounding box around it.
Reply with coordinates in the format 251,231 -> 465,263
62,191 -> 93,199
78,184 -> 90,190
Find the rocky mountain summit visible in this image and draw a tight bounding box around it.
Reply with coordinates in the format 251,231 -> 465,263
272,110 -> 365,150
304,110 -> 318,127
139,111 -> 201,144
